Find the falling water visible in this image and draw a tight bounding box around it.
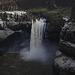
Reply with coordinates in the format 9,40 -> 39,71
20,18 -> 47,62
30,18 -> 46,51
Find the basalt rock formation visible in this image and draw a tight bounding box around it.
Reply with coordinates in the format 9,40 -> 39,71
54,4 -> 75,75
0,11 -> 32,55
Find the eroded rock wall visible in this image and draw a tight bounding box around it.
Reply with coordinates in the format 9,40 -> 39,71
54,21 -> 75,75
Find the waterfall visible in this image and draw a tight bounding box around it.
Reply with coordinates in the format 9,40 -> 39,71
30,18 -> 46,51
20,18 -> 47,62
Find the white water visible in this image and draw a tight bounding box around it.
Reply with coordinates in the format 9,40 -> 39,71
20,18 -> 48,62
30,19 -> 46,51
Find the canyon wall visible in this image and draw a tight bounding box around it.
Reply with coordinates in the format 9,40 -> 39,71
54,4 -> 75,75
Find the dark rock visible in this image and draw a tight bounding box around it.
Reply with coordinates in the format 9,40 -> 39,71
59,40 -> 75,58
0,20 -> 4,30
44,13 -> 65,40
59,21 -> 75,58
0,30 -> 14,42
7,21 -> 32,31
54,19 -> 75,75
54,51 -> 75,75
60,22 -> 75,43
0,12 -> 32,55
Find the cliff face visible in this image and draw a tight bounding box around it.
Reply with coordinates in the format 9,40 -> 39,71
0,11 -> 32,55
54,4 -> 75,75
54,21 -> 75,75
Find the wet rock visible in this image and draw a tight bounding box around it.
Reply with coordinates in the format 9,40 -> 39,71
60,22 -> 75,43
54,21 -> 75,75
54,51 -> 75,75
59,39 -> 75,58
59,22 -> 75,57
7,21 -> 32,31
44,13 -> 65,40
0,30 -> 14,42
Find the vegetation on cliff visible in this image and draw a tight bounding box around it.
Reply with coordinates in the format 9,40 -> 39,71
0,0 -> 74,10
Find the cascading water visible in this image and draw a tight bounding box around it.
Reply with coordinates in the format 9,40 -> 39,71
20,18 -> 47,62
30,18 -> 46,52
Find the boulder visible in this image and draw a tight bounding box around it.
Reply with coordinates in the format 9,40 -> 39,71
0,30 -> 14,55
44,13 -> 65,40
70,3 -> 75,21
54,51 -> 75,75
0,30 -> 14,42
54,20 -> 75,75
59,22 -> 75,57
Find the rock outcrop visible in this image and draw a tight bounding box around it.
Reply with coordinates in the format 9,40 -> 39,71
54,3 -> 75,75
54,17 -> 75,75
44,13 -> 65,41
0,11 -> 32,55
54,50 -> 75,75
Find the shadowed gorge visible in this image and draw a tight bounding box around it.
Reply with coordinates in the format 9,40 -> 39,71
0,0 -> 75,75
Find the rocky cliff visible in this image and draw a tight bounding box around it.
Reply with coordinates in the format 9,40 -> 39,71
54,4 -> 75,75
0,11 -> 32,55
54,22 -> 75,75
